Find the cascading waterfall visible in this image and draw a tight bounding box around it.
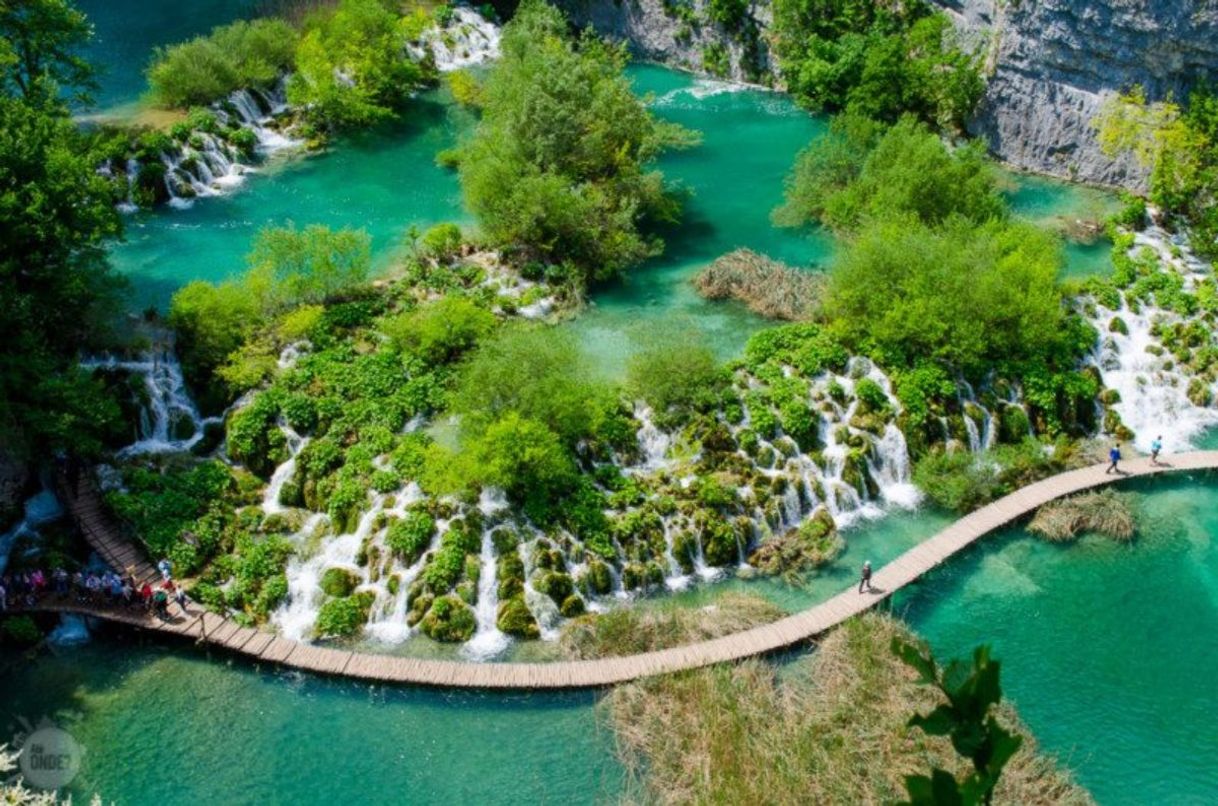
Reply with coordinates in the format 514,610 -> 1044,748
262,425 -> 307,515
417,7 -> 501,72
1085,224 -> 1218,452
462,487 -> 512,660
0,487 -> 64,575
82,346 -> 217,456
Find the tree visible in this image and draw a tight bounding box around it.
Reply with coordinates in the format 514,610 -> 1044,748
892,638 -> 1023,805
288,0 -> 424,130
0,0 -> 94,104
0,93 -> 126,458
457,0 -> 697,283
779,116 -> 1004,234
246,223 -> 371,308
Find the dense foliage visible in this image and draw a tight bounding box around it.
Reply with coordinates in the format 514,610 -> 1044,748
169,223 -> 371,409
1094,85 -> 1218,259
289,0 -> 428,130
146,18 -> 298,108
456,0 -> 697,283
770,0 -> 983,130
0,6 -> 129,459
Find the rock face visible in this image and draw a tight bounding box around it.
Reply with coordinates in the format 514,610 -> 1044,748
557,0 -> 1218,190
945,0 -> 1218,189
557,0 -> 774,83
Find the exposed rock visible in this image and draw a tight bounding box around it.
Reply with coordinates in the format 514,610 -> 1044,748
559,0 -> 1218,190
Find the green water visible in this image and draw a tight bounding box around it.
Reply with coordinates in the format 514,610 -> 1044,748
898,472 -> 1218,804
78,0 -> 262,112
6,478 -> 1218,803
0,635 -> 622,803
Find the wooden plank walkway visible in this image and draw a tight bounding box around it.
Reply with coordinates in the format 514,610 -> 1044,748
27,452 -> 1217,689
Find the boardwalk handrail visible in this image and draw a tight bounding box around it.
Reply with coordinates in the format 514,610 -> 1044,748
40,452 -> 1218,688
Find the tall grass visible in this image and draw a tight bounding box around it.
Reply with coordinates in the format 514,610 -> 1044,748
589,607 -> 1092,805
560,593 -> 784,660
693,248 -> 824,321
1028,488 -> 1137,542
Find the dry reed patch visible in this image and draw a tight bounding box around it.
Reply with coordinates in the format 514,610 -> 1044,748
604,612 -> 1092,805
693,249 -> 824,321
1028,489 -> 1137,542
560,593 -> 785,660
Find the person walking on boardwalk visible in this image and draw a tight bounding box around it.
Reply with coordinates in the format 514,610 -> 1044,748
858,560 -> 873,593
1106,444 -> 1122,474
1151,435 -> 1163,466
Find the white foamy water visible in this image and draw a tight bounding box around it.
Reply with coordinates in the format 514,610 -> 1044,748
418,7 -> 501,72
461,488 -> 512,660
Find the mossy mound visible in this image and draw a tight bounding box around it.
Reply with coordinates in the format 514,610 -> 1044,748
320,567 -> 361,597
497,596 -> 540,638
314,591 -> 375,638
420,594 -> 476,642
748,506 -> 843,577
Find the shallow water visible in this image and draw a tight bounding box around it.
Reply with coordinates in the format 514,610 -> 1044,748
6,475 -> 1218,803
899,471 -> 1218,805
0,635 -> 622,803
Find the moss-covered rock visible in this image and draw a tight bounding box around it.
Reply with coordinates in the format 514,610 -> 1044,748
1108,316 -> 1129,335
534,570 -> 574,604
496,596 -> 540,638
320,567 -> 360,598
748,506 -> 843,577
420,594 -> 476,642
559,594 -> 586,618
998,404 -> 1031,444
1188,377 -> 1213,407
314,591 -> 375,638
584,559 -> 613,595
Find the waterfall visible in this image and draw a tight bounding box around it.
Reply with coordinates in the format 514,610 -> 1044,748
632,404 -> 673,472
420,7 -> 501,72
262,425 -> 307,515
82,346 -> 217,456
48,615 -> 91,646
869,424 -> 921,509
0,487 -> 64,575
1087,225 -> 1218,452
461,489 -> 512,660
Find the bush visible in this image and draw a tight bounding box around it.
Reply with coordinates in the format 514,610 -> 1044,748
314,591 -> 374,637
420,594 -> 476,642
418,222 -> 464,259
382,295 -> 495,364
457,0 -> 698,283
385,510 -> 436,562
497,596 -> 540,638
288,0 -> 425,130
147,18 -> 298,108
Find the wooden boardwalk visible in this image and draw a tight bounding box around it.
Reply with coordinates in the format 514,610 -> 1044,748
32,452 -> 1218,688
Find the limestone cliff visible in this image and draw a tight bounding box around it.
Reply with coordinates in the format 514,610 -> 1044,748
947,0 -> 1218,189
557,0 -> 1218,190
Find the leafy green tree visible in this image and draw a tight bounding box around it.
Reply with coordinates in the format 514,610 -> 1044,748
825,216 -> 1063,375
288,0 -> 424,130
892,637 -> 1023,805
146,18 -> 298,108
779,116 -> 1004,234
0,0 -> 94,104
627,342 -> 723,415
770,0 -> 982,130
475,411 -> 577,513
457,0 -> 698,283
0,91 -> 126,458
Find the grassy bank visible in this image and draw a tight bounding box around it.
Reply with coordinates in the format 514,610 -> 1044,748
572,605 -> 1091,804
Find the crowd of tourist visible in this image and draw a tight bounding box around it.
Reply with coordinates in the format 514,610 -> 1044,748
0,562 -> 187,620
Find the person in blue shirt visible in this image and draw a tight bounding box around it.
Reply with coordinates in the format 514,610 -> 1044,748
1151,435 -> 1163,466
1106,444 -> 1122,474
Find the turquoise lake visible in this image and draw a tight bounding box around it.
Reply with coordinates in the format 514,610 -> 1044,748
4,6 -> 1198,804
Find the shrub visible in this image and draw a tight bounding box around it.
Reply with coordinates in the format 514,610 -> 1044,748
627,341 -> 723,415
382,295 -> 495,364
420,594 -> 476,642
320,566 -> 361,597
386,511 -> 435,562
314,591 -> 375,637
457,0 -> 698,283
497,596 -> 540,638
147,18 -> 298,108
